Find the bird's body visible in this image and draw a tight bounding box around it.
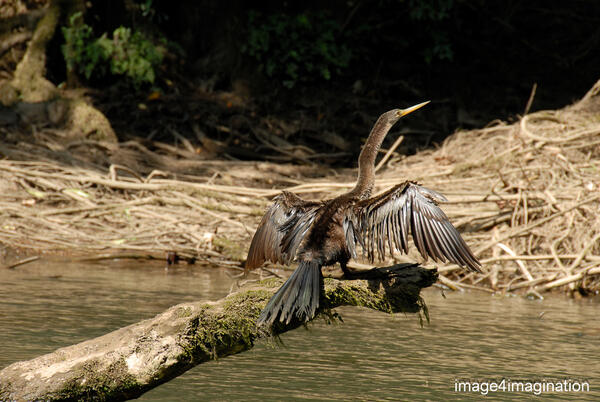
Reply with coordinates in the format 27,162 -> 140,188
247,102 -> 481,325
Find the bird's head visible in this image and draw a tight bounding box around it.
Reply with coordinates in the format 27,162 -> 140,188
388,101 -> 430,124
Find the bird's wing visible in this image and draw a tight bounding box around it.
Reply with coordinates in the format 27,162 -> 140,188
345,181 -> 481,272
246,191 -> 320,270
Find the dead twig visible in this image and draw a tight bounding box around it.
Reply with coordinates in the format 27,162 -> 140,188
4,256 -> 40,270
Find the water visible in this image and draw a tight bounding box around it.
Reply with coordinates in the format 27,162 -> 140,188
0,259 -> 234,364
1,260 -> 599,400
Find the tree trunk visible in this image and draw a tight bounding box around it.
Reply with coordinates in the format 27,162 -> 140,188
0,264 -> 437,401
0,0 -> 117,142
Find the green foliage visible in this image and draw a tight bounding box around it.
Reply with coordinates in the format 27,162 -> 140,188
61,12 -> 163,86
135,0 -> 168,24
407,0 -> 455,63
408,0 -> 453,21
242,11 -> 352,88
422,29 -> 453,64
138,0 -> 155,18
61,13 -> 95,76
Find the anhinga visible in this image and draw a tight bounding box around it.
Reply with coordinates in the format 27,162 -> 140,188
246,101 -> 481,326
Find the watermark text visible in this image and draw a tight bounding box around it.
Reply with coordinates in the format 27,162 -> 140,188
454,378 -> 589,396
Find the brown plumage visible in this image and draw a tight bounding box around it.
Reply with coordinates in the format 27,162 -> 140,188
247,102 -> 481,326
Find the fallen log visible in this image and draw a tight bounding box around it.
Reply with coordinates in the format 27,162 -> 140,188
0,264 -> 437,401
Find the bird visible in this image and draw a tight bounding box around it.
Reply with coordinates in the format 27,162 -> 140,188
246,101 -> 481,326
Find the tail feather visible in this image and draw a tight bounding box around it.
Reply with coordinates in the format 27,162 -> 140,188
258,261 -> 322,326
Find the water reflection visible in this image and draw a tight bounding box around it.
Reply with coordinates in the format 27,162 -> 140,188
1,260 -> 599,400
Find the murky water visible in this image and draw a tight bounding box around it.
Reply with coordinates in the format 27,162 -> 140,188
1,260 -> 599,400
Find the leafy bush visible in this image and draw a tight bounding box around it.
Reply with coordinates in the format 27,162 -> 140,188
62,12 -> 163,86
407,0 -> 455,63
242,11 -> 353,88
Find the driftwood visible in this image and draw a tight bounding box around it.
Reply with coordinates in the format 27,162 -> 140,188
0,264 -> 437,401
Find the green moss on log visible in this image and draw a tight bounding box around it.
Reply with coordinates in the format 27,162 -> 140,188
49,358 -> 140,401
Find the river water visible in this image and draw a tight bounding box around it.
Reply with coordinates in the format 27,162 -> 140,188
1,260 -> 598,400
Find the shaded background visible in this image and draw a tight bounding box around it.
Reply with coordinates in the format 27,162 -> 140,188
3,0 -> 600,163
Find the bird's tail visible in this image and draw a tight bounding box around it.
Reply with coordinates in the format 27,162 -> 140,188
257,260 -> 323,326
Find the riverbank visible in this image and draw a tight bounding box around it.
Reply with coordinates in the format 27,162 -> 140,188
1,80 -> 599,296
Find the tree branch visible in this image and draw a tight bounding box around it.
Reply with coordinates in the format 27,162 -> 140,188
0,31 -> 32,57
0,8 -> 46,34
10,0 -> 61,103
0,264 -> 437,401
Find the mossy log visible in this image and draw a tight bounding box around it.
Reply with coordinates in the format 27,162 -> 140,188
0,264 -> 437,401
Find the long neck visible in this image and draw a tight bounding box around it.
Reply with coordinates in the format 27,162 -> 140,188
348,112 -> 395,198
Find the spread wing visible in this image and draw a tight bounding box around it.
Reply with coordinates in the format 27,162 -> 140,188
246,191 -> 320,270
345,181 -> 481,272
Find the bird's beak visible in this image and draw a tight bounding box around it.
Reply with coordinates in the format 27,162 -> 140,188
397,101 -> 430,117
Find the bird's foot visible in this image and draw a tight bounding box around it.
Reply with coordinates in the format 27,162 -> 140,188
341,263 -> 422,280
341,267 -> 388,280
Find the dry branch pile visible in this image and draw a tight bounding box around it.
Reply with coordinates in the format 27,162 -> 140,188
1,82 -> 599,295
392,83 -> 600,296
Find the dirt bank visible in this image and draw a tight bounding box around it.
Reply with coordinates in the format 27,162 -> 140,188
1,80 -> 599,296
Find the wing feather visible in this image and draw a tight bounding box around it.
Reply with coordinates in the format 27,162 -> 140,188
346,181 -> 481,272
386,214 -> 394,258
246,191 -> 319,270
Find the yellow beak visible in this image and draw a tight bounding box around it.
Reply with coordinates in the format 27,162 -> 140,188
397,101 -> 430,117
